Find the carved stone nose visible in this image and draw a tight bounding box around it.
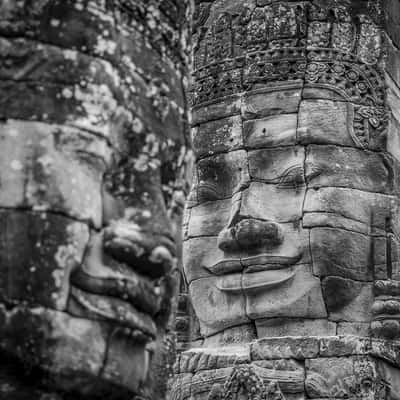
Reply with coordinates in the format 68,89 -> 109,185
217,219 -> 283,251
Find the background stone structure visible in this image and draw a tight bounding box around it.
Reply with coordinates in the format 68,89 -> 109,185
0,1 -> 192,399
170,0 -> 400,399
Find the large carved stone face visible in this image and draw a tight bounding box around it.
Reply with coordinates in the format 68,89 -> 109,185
183,0 -> 400,341
0,1 -> 192,398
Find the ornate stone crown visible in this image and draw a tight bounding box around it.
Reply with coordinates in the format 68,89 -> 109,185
191,1 -> 388,149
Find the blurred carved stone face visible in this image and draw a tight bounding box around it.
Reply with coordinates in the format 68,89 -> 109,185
183,0 -> 399,341
0,1 -> 192,397
0,119 -> 190,394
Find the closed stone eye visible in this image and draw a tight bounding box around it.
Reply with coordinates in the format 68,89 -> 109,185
276,165 -> 305,189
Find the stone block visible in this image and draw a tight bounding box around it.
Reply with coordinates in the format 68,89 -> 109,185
248,146 -> 305,184
187,198 -> 231,237
197,150 -> 249,200
385,35 -> 400,90
179,345 -> 251,372
0,306 -> 108,392
242,86 -> 302,120
0,120 -> 107,227
337,322 -> 371,337
241,182 -> 305,223
310,227 -> 383,281
189,276 -> 249,337
303,212 -> 372,235
243,114 -> 297,149
0,210 -> 89,310
322,277 -> 373,322
319,336 -> 371,357
167,373 -> 193,400
245,264 -> 327,321
183,236 -> 240,283
304,187 -> 397,233
305,356 -> 377,399
101,328 -> 150,394
370,338 -> 400,367
192,95 -> 241,125
203,324 -> 256,348
192,115 -> 243,158
376,359 -> 400,400
305,145 -> 391,194
256,318 -> 336,338
252,359 -> 305,394
251,336 -> 320,360
298,100 -> 354,147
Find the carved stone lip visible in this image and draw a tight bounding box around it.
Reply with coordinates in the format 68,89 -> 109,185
242,269 -> 295,292
242,254 -> 302,273
216,269 -> 295,293
208,254 -> 301,275
206,259 -> 243,275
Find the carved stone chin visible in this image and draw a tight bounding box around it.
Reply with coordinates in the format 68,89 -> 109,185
171,0 -> 400,399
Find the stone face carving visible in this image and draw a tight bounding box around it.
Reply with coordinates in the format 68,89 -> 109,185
169,0 -> 400,399
0,1 -> 192,399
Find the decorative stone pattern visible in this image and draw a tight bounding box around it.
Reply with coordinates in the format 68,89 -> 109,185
170,337 -> 400,400
171,0 -> 400,399
0,1 -> 192,399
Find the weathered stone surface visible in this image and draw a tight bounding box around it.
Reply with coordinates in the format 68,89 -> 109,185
192,96 -> 241,125
249,146 -> 305,184
189,276 -> 249,337
203,324 -> 256,348
240,182 -> 305,223
177,345 -> 251,373
322,277 -> 374,322
0,120 -> 107,227
0,0 -> 192,398
305,357 -> 378,399
337,322 -> 371,337
376,359 -> 400,400
251,337 -> 320,360
196,150 -> 249,201
101,328 -> 150,394
0,306 -> 109,392
245,264 -> 327,321
256,318 -> 336,338
0,210 -> 89,311
310,227 -> 384,281
174,3 -> 400,399
242,86 -> 302,120
192,115 -> 243,158
319,336 -> 371,357
187,199 -> 231,238
243,114 -> 297,149
304,187 -> 398,233
298,100 -> 354,146
305,145 -> 391,194
183,236 -> 236,283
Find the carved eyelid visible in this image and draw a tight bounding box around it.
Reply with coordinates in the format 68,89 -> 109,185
276,165 -> 305,188
196,181 -> 222,202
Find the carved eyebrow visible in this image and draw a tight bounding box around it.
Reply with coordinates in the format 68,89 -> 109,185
252,164 -> 305,187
